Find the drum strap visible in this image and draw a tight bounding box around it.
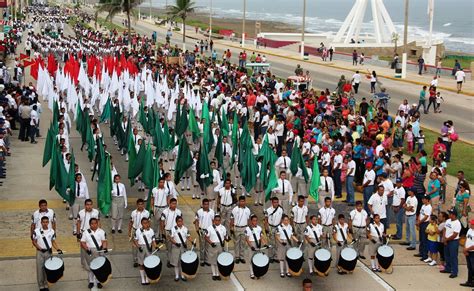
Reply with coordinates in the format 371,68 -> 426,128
142,229 -> 152,252
213,225 -> 224,248
249,226 -> 261,249
40,230 -> 51,252
282,227 -> 292,247
373,224 -> 383,242
338,225 -> 347,244
87,229 -> 102,250
176,227 -> 186,247
269,205 -> 281,217
311,228 -> 320,244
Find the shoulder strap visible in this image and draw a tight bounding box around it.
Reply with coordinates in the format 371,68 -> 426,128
281,226 -> 292,247
373,223 -> 382,242
176,227 -> 186,247
338,224 -> 347,244
87,229 -> 102,250
213,225 -> 224,248
40,230 -> 51,251
311,226 -> 320,243
269,205 -> 281,216
142,229 -> 152,252
249,226 -> 261,249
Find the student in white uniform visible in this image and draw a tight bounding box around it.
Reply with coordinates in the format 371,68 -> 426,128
318,169 -> 335,208
291,195 -> 309,244
160,198 -> 182,267
368,214 -> 385,272
30,199 -> 56,239
318,197 -> 336,249
264,197 -> 284,263
111,174 -> 127,233
368,185 -> 388,230
134,217 -> 156,285
151,178 -> 169,239
231,196 -> 252,264
304,215 -> 323,275
80,218 -> 107,289
169,216 -> 194,282
194,199 -> 215,267
76,199 -> 101,269
245,214 -> 268,279
71,172 -> 90,235
272,171 -> 293,214
275,214 -> 299,278
349,201 -> 369,258
205,215 -> 229,281
128,199 -> 150,268
333,214 -> 352,274
217,179 -> 236,230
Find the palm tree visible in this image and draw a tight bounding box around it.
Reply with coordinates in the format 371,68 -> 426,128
392,32 -> 400,54
167,0 -> 197,50
95,0 -> 141,38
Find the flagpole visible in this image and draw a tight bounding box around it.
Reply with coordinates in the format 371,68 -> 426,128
401,0 -> 409,79
428,0 -> 434,46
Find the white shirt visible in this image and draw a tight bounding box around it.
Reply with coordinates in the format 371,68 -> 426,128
32,209 -> 56,229
318,207 -> 336,226
369,223 -> 385,242
111,182 -> 128,207
444,219 -> 461,240
245,225 -> 263,242
265,205 -> 284,226
171,225 -> 190,244
405,196 -> 418,216
276,224 -> 294,241
319,176 -> 335,198
333,154 -> 343,170
275,123 -> 284,137
393,186 -> 406,207
74,180 -> 90,199
349,209 -> 368,227
195,208 -> 215,230
455,70 -> 466,82
77,209 -> 100,231
321,152 -> 331,166
219,187 -> 235,206
420,204 -> 432,223
334,223 -> 349,242
130,209 -> 150,229
347,160 -> 356,177
275,156 -> 291,172
161,208 -> 182,230
291,205 -> 308,224
465,229 -> 474,251
368,194 -> 388,219
206,224 -> 227,244
222,143 -> 232,157
363,170 -> 376,186
33,228 -> 56,250
81,228 -> 106,249
273,179 -> 293,197
352,73 -> 361,84
379,179 -> 394,198
152,187 -> 169,207
304,224 -> 323,240
165,181 -> 179,199
134,228 -> 156,246
231,206 -> 251,227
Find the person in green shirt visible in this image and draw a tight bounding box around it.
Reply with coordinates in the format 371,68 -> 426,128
417,86 -> 428,114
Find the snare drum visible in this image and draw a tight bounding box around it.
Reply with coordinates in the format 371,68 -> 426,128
180,251 -> 199,279
338,248 -> 357,273
217,252 -> 234,277
90,256 -> 112,284
314,248 -> 332,276
251,253 -> 269,278
44,257 -> 64,284
144,255 -> 162,282
377,245 -> 394,272
286,247 -> 304,276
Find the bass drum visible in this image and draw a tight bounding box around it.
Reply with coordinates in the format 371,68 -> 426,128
144,255 -> 162,282
377,245 -> 394,273
90,256 -> 112,284
338,248 -> 357,273
314,248 -> 332,276
44,257 -> 64,284
251,253 -> 270,278
217,252 -> 234,277
180,251 -> 199,279
286,247 -> 304,276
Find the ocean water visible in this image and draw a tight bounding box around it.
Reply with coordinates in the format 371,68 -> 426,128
148,0 -> 474,53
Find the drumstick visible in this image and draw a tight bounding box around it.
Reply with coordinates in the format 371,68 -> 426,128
190,239 -> 197,252
96,249 -> 113,253
151,244 -> 164,256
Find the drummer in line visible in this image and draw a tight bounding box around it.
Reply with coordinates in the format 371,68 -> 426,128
129,199 -> 150,268
333,214 -> 352,275
318,197 -> 336,249
80,217 -> 108,289
276,214 -> 299,278
134,217 -> 157,285
349,201 -> 369,260
33,216 -> 63,291
304,215 -> 323,275
245,214 -> 268,279
205,215 -> 229,281
367,214 -> 386,272
170,216 -> 194,282
264,197 -> 284,263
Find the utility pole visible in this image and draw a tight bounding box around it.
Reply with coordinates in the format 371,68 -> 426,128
149,0 -> 152,20
209,0 -> 212,43
300,0 -> 306,59
241,0 -> 246,48
401,0 -> 409,79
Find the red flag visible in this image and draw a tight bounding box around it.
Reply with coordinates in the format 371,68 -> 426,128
47,53 -> 57,76
20,53 -> 29,61
30,57 -> 43,80
22,59 -> 34,67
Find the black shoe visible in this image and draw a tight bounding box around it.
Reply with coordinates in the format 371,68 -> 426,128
286,272 -> 292,277
111,229 -> 115,234
133,262 -> 139,268
400,242 -> 410,246
338,270 -> 346,275
449,274 -> 458,278
167,262 -> 172,268
181,276 -> 187,281
359,255 -> 366,260
392,237 -> 401,240
420,257 -> 428,261
212,276 -> 217,281
174,277 -> 179,281
97,283 -> 103,289
414,254 -> 422,257
118,229 -> 123,233
406,247 -> 416,250
235,259 -> 240,264
204,262 -> 211,266
460,282 -> 474,287
440,270 -> 450,273
216,276 -> 221,281
88,283 -> 94,289
240,259 -> 246,264
251,275 -> 256,279
200,262 -> 205,267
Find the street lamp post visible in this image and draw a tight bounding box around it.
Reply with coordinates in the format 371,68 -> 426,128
209,0 -> 212,44
401,0 -> 409,79
301,0 -> 306,59
149,0 -> 152,20
242,0 -> 246,48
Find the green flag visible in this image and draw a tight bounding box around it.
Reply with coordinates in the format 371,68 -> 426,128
258,134 -> 278,191
188,108 -> 200,141
85,116 -> 95,162
49,141 -> 59,190
175,103 -> 188,136
153,118 -> 164,158
309,160 -> 321,202
42,124 -> 54,167
230,111 -> 238,165
127,132 -> 138,185
174,137 -> 193,185
138,99 -> 149,134
147,110 -> 156,135
238,121 -> 258,192
290,142 -> 309,183
214,131 -> 224,168
52,101 -> 60,125
67,151 -> 76,205
132,142 -> 146,179
163,119 -> 173,150
197,143 -> 212,189
142,143 -> 154,188
100,98 -> 112,123
265,164 -> 278,202
201,102 -> 213,153
220,108 -> 230,137
97,154 -> 113,215
55,148 -> 69,202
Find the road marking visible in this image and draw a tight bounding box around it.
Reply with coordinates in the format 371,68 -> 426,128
357,261 -> 395,291
230,273 -> 245,291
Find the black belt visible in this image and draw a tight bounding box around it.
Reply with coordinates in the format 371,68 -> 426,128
406,214 -> 415,217
40,249 -> 50,253
322,224 -> 332,227
353,226 -> 366,229
235,225 -> 246,228
154,205 -> 167,208
295,222 -> 306,225
269,224 -> 279,227
222,204 -> 234,207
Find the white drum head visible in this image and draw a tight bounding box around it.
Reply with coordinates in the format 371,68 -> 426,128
44,257 -> 63,270
252,253 -> 269,267
144,255 -> 161,268
286,248 -> 303,259
90,256 -> 106,270
217,252 -> 234,265
341,248 -> 357,261
377,245 -> 394,257
315,249 -> 331,261
181,251 -> 198,263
